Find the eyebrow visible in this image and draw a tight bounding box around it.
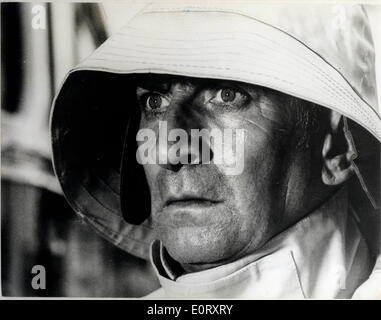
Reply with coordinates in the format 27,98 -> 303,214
135,74 -> 208,93
136,81 -> 170,93
135,74 -> 185,93
135,75 -> 263,96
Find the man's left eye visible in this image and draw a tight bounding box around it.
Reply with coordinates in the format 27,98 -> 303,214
211,88 -> 248,107
219,88 -> 236,102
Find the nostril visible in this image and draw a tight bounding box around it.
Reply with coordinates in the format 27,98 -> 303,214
172,163 -> 183,172
158,162 -> 183,172
202,147 -> 213,164
189,148 -> 214,164
188,153 -> 195,164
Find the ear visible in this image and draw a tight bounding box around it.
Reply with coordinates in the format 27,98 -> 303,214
321,111 -> 357,186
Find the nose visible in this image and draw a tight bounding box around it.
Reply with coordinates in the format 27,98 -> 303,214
156,95 -> 213,172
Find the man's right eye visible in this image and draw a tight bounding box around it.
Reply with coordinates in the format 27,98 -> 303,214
146,93 -> 166,110
136,89 -> 171,112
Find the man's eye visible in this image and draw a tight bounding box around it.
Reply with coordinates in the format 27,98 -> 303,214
144,93 -> 170,111
210,87 -> 248,108
219,88 -> 236,102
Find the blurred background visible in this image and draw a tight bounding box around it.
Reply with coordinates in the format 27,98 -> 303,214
1,1 -> 381,297
1,1 -> 159,297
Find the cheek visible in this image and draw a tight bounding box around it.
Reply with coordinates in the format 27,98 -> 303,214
142,164 -> 162,210
224,132 -> 287,247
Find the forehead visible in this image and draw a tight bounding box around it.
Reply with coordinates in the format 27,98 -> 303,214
135,74 -> 266,94
136,74 -> 200,90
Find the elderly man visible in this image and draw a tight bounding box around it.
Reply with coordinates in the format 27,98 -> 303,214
50,2 -> 381,298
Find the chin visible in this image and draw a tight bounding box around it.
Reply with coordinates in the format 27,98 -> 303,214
160,227 -> 240,265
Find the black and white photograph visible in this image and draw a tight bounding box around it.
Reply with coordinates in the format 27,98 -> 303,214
1,0 -> 381,301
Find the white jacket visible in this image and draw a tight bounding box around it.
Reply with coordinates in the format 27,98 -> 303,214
147,187 -> 377,299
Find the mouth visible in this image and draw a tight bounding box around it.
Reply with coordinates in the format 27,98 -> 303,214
164,195 -> 222,209
158,193 -> 225,226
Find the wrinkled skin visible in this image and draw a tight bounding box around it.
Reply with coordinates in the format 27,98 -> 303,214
135,75 -> 330,272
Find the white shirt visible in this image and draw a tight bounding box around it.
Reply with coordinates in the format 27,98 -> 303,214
147,188 -> 373,299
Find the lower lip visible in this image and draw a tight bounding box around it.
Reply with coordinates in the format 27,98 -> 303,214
162,200 -> 222,215
158,200 -> 223,226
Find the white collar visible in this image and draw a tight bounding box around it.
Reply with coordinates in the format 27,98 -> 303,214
150,188 -> 372,298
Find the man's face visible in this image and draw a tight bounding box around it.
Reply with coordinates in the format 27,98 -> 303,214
136,75 -> 319,269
